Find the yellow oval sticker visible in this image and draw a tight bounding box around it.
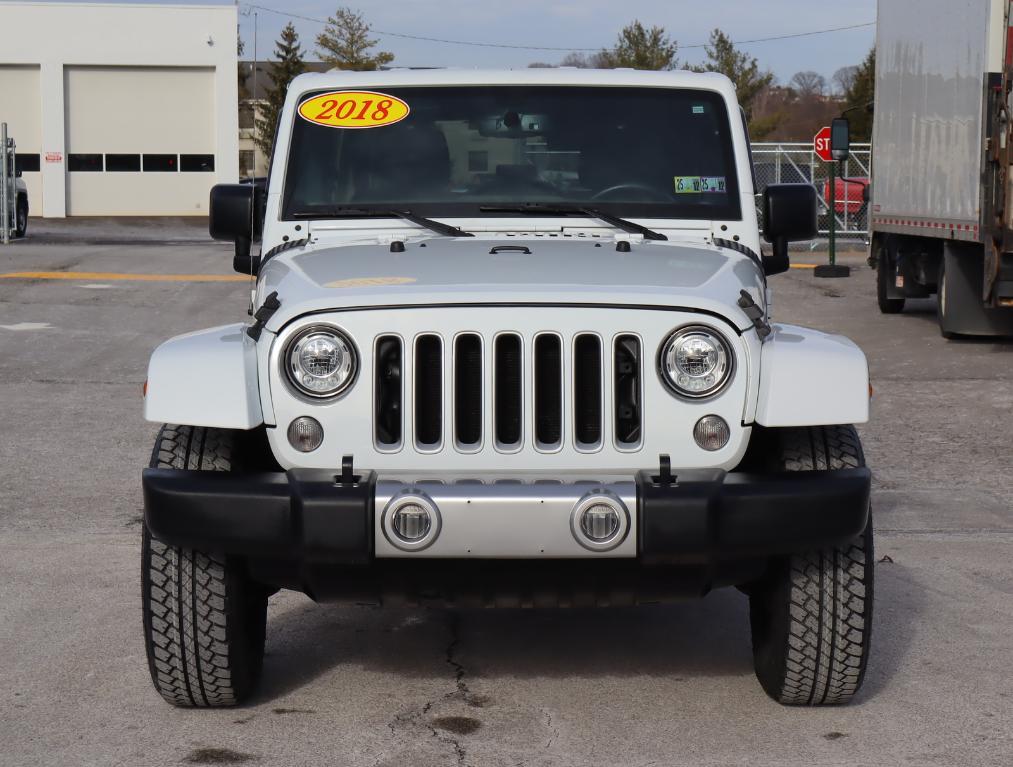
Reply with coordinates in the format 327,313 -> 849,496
298,90 -> 410,129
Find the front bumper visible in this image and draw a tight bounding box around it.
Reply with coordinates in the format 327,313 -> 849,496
142,465 -> 871,567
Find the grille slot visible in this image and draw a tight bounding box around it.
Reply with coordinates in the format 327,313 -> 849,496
454,334 -> 483,448
414,334 -> 443,448
534,334 -> 563,448
494,334 -> 523,448
614,335 -> 642,446
573,334 -> 603,448
374,335 -> 402,447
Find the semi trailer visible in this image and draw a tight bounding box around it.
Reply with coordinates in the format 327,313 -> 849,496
870,0 -> 1013,336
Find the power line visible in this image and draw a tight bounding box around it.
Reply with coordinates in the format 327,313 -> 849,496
680,22 -> 875,49
241,4 -> 873,53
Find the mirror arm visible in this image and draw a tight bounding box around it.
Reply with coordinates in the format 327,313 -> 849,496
762,236 -> 790,276
232,236 -> 261,276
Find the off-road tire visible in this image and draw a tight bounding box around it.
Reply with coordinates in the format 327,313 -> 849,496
749,425 -> 874,706
877,242 -> 905,314
14,197 -> 28,238
142,425 -> 267,707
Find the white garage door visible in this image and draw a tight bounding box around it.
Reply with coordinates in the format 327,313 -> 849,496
0,65 -> 43,215
64,66 -> 215,215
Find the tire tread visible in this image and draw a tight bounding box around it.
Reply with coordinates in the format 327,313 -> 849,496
751,425 -> 873,706
142,425 -> 261,708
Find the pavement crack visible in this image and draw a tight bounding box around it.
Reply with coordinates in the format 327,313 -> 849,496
542,708 -> 559,749
444,612 -> 472,703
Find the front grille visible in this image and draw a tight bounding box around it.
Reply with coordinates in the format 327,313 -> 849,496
375,331 -> 643,453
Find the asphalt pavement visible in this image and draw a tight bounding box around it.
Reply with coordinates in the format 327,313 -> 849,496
1,223 -> 1011,767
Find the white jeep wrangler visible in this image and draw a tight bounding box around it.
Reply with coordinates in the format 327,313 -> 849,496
141,69 -> 873,708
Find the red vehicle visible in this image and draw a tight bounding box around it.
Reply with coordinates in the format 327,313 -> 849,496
823,176 -> 869,217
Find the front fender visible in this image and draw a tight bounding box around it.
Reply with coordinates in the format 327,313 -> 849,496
755,324 -> 869,427
144,324 -> 263,429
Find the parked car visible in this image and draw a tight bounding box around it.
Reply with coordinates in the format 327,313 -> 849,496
140,68 -> 874,708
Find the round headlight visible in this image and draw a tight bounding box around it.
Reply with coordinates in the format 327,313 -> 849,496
286,327 -> 357,398
659,326 -> 733,398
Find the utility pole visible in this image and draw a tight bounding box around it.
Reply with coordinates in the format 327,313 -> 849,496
1,123 -> 9,246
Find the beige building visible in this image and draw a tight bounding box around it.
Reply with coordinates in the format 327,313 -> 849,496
0,2 -> 239,217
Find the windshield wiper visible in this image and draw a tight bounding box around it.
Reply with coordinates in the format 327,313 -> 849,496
479,204 -> 667,241
289,207 -> 473,238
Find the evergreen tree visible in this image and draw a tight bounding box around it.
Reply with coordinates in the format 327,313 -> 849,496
843,49 -> 875,141
597,21 -> 678,70
692,29 -> 775,133
255,23 -> 306,160
316,7 -> 394,71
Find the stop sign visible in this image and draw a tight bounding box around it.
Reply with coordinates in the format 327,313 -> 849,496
814,126 -> 833,162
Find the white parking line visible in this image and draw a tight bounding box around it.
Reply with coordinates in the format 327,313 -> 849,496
0,322 -> 53,331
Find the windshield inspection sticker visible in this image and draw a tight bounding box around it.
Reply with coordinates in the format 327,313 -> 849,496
674,176 -> 702,194
298,91 -> 410,129
701,176 -> 727,193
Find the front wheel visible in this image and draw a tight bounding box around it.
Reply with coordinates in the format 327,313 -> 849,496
142,425 -> 267,707
14,198 -> 28,238
748,425 -> 874,706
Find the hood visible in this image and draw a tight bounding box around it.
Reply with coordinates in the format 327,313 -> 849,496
258,236 -> 764,333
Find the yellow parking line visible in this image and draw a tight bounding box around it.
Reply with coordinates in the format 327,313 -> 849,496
0,271 -> 249,283
789,264 -> 818,269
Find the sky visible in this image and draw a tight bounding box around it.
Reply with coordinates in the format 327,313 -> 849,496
45,0 -> 878,86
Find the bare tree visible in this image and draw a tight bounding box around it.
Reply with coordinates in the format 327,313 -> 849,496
790,70 -> 827,97
832,65 -> 859,96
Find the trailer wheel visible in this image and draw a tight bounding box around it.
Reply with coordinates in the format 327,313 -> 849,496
748,425 -> 874,706
876,241 -> 905,314
142,425 -> 268,707
936,259 -> 957,339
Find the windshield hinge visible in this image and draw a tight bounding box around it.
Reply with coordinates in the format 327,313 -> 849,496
737,290 -> 771,341
247,291 -> 281,341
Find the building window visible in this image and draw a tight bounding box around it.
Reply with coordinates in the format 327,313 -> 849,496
180,154 -> 215,172
68,154 -> 103,172
468,151 -> 488,172
105,154 -> 141,172
143,154 -> 177,172
239,150 -> 256,178
239,103 -> 256,130
14,154 -> 40,173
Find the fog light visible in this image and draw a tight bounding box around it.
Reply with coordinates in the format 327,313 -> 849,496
693,415 -> 730,451
571,492 -> 629,552
581,504 -> 621,541
382,492 -> 441,551
392,503 -> 432,541
288,416 -> 323,452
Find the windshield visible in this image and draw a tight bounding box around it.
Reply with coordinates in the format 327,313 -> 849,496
282,85 -> 741,221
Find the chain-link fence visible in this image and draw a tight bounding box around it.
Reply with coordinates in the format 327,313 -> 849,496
752,142 -> 871,246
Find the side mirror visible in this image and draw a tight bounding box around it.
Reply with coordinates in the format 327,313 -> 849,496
762,184 -> 818,275
831,117 -> 850,161
14,168 -> 21,178
862,182 -> 871,203
209,182 -> 265,275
